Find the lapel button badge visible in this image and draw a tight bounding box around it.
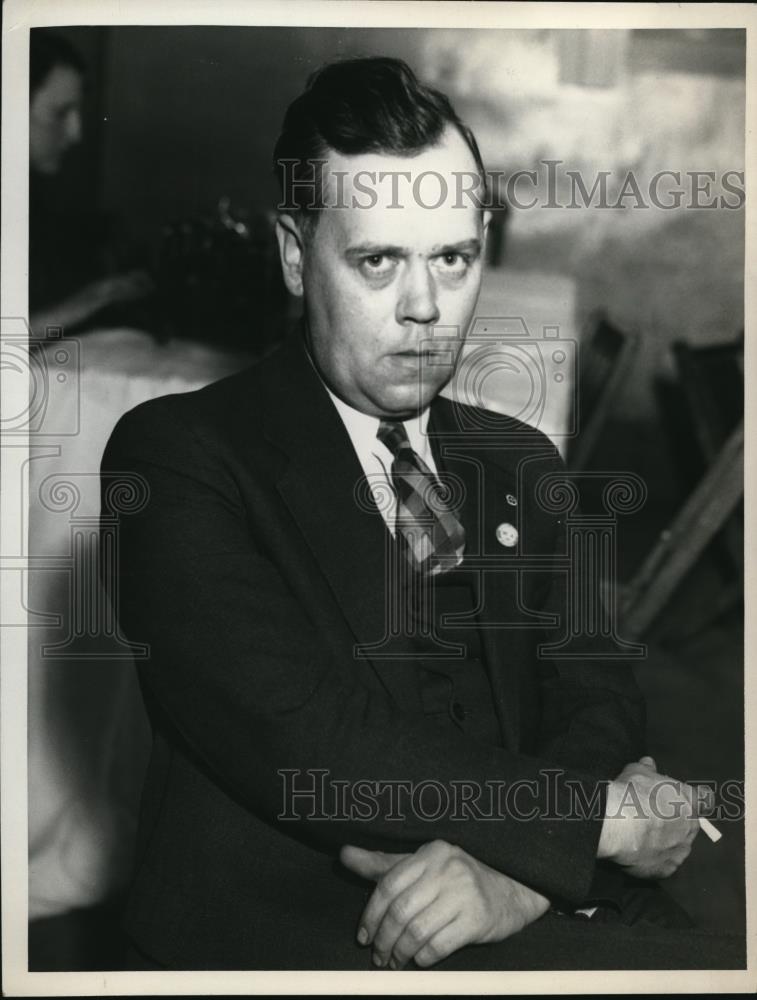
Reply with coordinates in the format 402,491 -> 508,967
506,493 -> 518,506
496,522 -> 519,547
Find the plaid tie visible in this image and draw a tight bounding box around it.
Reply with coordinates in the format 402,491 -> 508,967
377,420 -> 466,577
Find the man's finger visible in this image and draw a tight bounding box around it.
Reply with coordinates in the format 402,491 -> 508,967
639,755 -> 657,770
371,875 -> 440,968
390,898 -> 454,970
339,844 -> 407,881
413,915 -> 466,969
358,856 -> 424,949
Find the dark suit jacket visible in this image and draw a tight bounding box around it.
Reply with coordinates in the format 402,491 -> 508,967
101,332 -> 645,969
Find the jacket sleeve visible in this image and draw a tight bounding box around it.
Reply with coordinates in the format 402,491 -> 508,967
101,397 -> 609,905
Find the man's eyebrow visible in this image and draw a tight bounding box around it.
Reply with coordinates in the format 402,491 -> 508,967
430,238 -> 482,256
344,243 -> 408,259
344,238 -> 482,259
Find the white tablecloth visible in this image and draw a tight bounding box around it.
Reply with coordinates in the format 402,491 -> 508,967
28,330 -> 254,919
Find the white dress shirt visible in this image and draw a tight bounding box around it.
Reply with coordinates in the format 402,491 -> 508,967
325,386 -> 439,536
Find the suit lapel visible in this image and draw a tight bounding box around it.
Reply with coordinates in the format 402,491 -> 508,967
259,335 -> 422,709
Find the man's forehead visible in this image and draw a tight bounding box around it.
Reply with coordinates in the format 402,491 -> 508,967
318,125 -> 484,244
325,200 -> 483,252
321,125 -> 481,208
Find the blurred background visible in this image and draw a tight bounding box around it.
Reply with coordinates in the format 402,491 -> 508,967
25,25 -> 745,969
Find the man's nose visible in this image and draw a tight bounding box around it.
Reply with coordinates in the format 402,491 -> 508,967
396,260 -> 440,326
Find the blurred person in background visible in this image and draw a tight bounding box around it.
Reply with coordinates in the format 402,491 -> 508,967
29,30 -> 152,341
27,34 -> 272,974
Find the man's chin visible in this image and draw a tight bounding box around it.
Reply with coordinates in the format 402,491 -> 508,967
375,384 -> 447,419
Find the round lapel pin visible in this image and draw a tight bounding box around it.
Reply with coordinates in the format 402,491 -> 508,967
496,522 -> 518,547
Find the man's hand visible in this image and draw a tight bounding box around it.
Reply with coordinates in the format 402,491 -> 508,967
340,840 -> 550,970
597,755 -> 712,879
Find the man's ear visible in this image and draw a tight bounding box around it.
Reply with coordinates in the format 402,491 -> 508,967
275,213 -> 305,297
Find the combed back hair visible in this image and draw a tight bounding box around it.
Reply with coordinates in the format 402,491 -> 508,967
30,30 -> 86,95
273,56 -> 487,233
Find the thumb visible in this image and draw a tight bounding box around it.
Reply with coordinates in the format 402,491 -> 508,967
639,755 -> 657,771
339,844 -> 408,881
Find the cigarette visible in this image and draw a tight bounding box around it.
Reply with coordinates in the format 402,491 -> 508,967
699,817 -> 722,843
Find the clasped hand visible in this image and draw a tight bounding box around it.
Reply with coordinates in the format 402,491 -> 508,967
597,755 -> 712,879
340,839 -> 549,970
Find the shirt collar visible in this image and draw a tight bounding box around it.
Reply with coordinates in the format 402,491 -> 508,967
325,387 -> 431,462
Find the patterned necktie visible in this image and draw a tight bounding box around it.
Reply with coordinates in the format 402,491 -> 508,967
377,420 -> 466,577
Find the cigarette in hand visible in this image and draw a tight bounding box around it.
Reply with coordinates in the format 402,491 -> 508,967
699,817 -> 722,843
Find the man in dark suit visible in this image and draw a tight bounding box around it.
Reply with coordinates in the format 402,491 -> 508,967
101,57 -> 742,971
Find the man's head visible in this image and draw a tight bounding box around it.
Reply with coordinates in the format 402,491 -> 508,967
273,57 -> 490,418
30,31 -> 86,175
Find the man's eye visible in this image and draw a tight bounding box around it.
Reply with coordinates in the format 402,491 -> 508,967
360,255 -> 395,277
435,253 -> 470,274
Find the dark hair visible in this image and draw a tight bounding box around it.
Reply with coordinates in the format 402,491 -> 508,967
30,30 -> 86,95
273,56 -> 487,227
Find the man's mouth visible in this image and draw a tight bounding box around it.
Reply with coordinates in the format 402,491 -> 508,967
395,349 -> 452,360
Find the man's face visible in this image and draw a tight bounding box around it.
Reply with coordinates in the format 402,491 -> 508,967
282,125 -> 488,418
30,65 -> 84,175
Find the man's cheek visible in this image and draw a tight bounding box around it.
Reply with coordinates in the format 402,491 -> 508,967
343,288 -> 396,334
437,293 -> 476,339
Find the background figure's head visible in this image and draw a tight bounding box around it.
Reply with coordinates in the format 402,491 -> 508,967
30,31 -> 86,175
273,56 -> 490,418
